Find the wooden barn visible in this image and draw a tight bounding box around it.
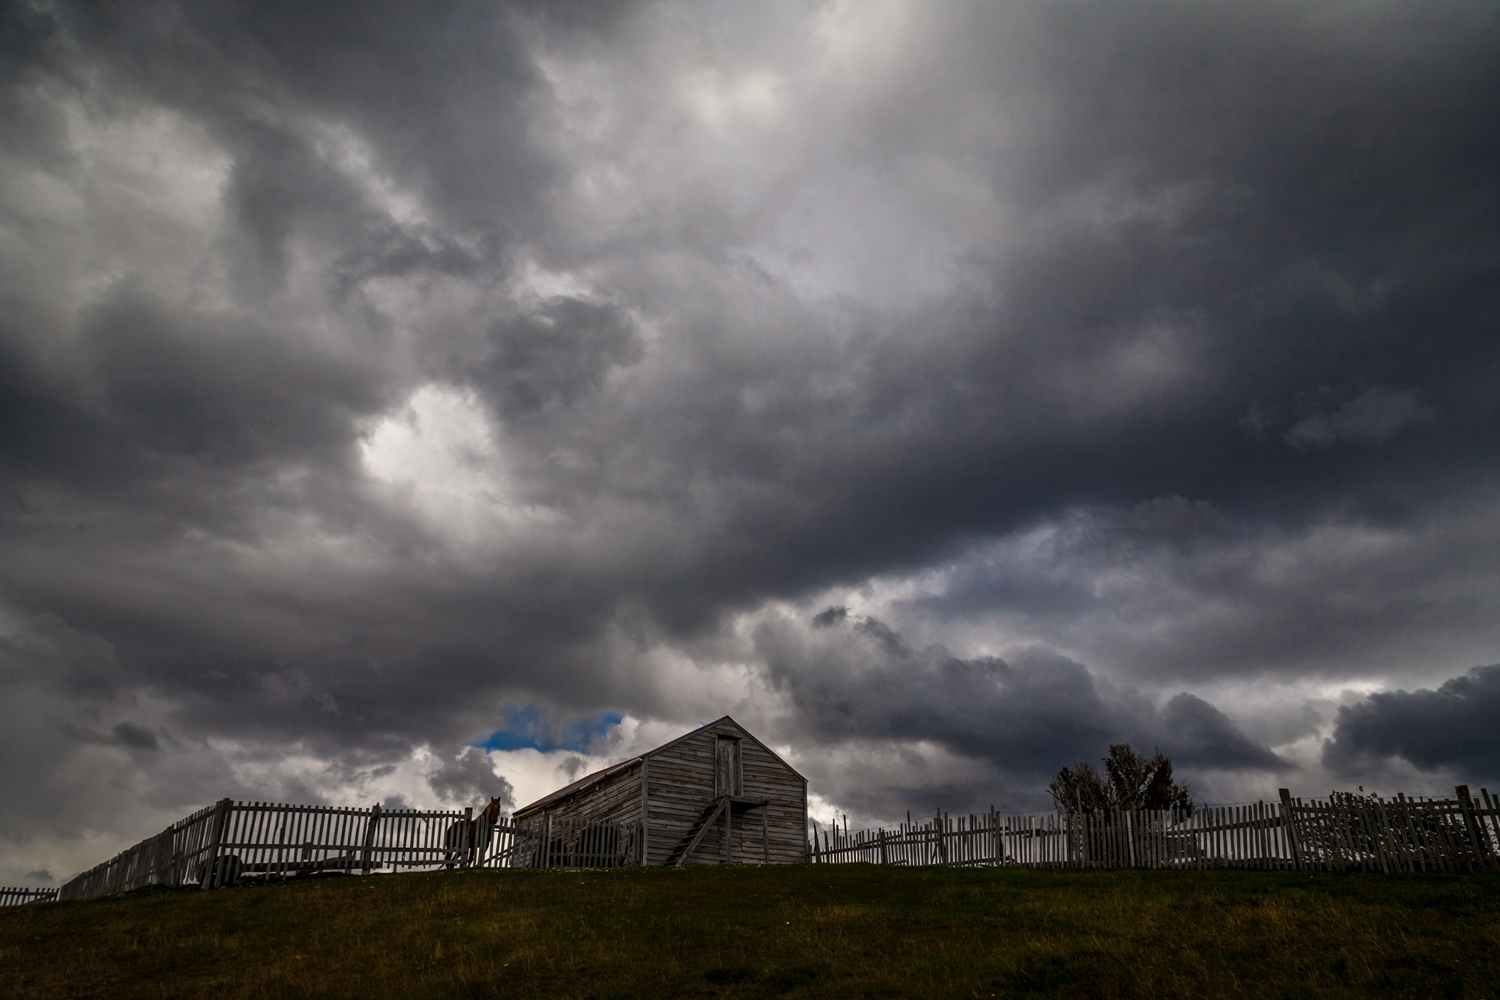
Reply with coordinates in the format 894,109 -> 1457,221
510,716 -> 808,866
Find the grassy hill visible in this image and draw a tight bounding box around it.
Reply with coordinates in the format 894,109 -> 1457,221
2,864 -> 1496,999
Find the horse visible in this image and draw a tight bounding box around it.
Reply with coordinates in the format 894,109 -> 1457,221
444,797 -> 505,868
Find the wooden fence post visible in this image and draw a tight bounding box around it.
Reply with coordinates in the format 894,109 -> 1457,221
1481,789 -> 1500,865
359,803 -> 383,875
200,798 -> 232,890
462,806 -> 474,867
1278,789 -> 1302,871
1454,786 -> 1487,869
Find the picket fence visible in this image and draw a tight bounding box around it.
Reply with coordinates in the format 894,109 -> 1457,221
39,784 -> 1500,904
0,887 -> 59,907
56,800 -> 638,901
811,786 -> 1500,873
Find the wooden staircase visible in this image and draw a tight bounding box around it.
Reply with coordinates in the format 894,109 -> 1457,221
667,798 -> 730,866
666,796 -> 771,866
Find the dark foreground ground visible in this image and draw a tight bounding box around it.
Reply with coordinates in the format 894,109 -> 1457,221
1,865 -> 1496,999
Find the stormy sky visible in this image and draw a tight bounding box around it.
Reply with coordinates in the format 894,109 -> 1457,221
2,0 -> 1498,884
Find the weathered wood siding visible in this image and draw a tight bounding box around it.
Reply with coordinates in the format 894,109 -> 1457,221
513,717 -> 807,866
643,719 -> 807,866
516,764 -> 644,837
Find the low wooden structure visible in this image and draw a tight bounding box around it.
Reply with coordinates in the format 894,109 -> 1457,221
812,785 -> 1500,873
511,716 -> 808,866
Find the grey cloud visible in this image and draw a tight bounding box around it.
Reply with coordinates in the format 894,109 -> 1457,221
763,613 -> 1286,782
1158,694 -> 1286,772
126,0 -> 554,235
472,297 -> 643,420
110,722 -> 159,751
903,494 -> 1500,685
0,613 -> 128,702
427,748 -> 515,808
1283,385 -> 1434,451
76,289 -> 389,471
62,721 -> 163,751
1323,664 -> 1500,781
811,606 -> 848,628
1238,401 -> 1278,442
0,613 -> 251,881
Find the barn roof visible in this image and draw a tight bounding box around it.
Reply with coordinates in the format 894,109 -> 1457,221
509,758 -> 636,818
510,715 -> 804,818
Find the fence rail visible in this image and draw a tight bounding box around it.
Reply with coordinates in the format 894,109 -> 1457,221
57,798 -> 637,901
811,786 -> 1500,873
1,887 -> 59,907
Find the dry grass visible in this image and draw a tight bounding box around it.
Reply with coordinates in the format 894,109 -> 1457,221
2,865 -> 1496,998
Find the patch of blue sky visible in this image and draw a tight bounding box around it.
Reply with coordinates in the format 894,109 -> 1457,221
473,706 -> 623,754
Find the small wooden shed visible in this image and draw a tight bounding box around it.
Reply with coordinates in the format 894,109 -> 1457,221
511,716 -> 808,866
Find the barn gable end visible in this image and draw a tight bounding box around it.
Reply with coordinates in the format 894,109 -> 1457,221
511,716 -> 807,866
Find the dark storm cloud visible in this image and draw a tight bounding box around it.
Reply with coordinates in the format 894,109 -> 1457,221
109,722 -> 160,751
762,611 -> 1286,778
0,0 -> 584,755
77,289 -> 388,470
473,298 -> 643,420
0,612 -> 130,702
1323,665 -> 1500,781
0,612 -> 248,875
1157,694 -> 1285,772
0,0 -> 1496,867
1278,385 -> 1436,452
524,0 -> 1500,646
899,493 -> 1500,683
67,0 -> 558,234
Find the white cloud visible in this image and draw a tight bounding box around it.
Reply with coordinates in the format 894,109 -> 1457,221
360,383 -> 558,547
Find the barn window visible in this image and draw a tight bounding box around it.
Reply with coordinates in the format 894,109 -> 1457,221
715,735 -> 742,797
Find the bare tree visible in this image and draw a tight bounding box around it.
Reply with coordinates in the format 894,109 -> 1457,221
1048,743 -> 1193,815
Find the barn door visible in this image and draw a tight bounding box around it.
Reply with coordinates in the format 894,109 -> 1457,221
715,736 -> 742,797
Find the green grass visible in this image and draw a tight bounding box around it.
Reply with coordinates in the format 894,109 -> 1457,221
1,865 -> 1496,998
